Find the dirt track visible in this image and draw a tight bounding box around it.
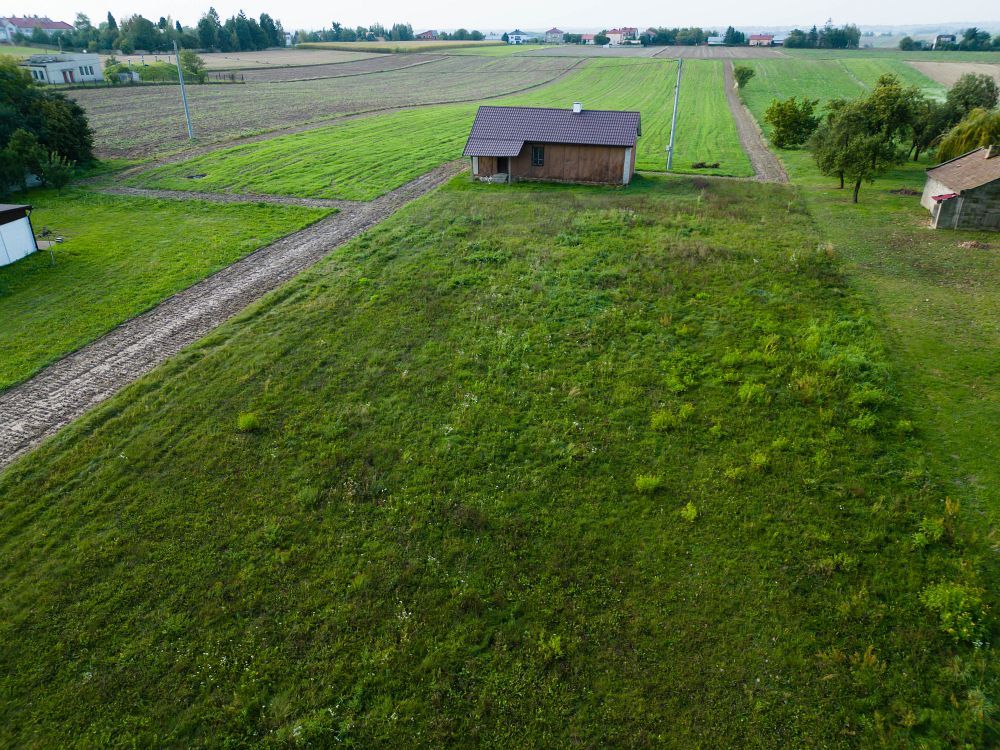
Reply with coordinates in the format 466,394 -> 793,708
0,162 -> 465,471
907,60 -> 1000,88
722,62 -> 788,183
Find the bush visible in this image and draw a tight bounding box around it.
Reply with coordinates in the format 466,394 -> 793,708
733,65 -> 755,89
920,582 -> 988,643
236,412 -> 262,432
764,97 -> 820,149
679,501 -> 698,523
634,474 -> 663,493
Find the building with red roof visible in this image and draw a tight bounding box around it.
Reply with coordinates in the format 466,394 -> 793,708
1,16 -> 73,42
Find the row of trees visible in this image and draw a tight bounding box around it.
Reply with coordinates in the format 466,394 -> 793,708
0,58 -> 92,196
10,8 -> 287,53
295,23 -> 417,43
900,28 -> 1000,51
760,72 -> 999,202
783,23 -> 862,49
639,28 -> 712,46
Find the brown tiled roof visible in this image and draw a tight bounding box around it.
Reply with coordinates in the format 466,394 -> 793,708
464,105 -> 641,157
927,147 -> 1000,192
3,16 -> 73,30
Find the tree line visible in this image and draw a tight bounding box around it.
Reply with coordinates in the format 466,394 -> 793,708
900,27 -> 1000,51
10,8 -> 287,53
783,23 -> 861,49
759,72 -> 999,202
295,23 -> 485,43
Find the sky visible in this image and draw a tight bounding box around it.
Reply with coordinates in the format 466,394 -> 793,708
20,0 -> 1000,33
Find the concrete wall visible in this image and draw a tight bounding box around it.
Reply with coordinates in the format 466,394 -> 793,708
920,177 -> 952,212
954,181 -> 1000,231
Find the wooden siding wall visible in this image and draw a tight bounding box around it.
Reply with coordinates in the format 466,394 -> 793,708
473,143 -> 633,185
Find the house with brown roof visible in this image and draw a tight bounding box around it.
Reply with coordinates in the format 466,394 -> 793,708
545,27 -> 565,44
921,146 -> 1000,230
415,30 -> 438,41
0,15 -> 73,42
464,103 -> 641,186
749,34 -> 774,47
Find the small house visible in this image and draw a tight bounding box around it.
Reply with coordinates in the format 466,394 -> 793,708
933,34 -> 957,49
545,28 -> 565,44
21,53 -> 102,85
415,30 -> 438,40
581,34 -> 596,45
464,103 -> 641,186
507,29 -> 528,44
707,36 -> 725,46
749,34 -> 774,47
922,146 -> 1000,231
0,204 -> 38,268
605,28 -> 638,45
0,15 -> 73,42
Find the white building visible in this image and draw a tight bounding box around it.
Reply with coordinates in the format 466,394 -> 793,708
0,15 -> 73,42
22,53 -> 102,85
0,204 -> 38,268
507,29 -> 528,44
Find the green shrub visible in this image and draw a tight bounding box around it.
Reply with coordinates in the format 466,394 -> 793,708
650,403 -> 695,431
737,381 -> 769,405
849,411 -> 878,432
910,516 -> 945,549
920,582 -> 988,643
679,502 -> 698,523
634,474 -> 663,494
236,412 -> 262,432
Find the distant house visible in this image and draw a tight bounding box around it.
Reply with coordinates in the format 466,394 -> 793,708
748,34 -> 774,47
507,29 -> 529,44
707,36 -> 725,46
933,34 -> 957,49
415,30 -> 438,41
545,27 -> 565,44
0,15 -> 73,42
605,27 -> 639,45
464,103 -> 642,186
772,35 -> 787,46
581,34 -> 596,45
921,146 -> 1000,231
0,204 -> 38,268
20,53 -> 102,85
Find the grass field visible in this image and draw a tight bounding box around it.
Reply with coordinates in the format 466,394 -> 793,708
299,40 -> 504,53
445,44 -> 557,56
0,175 -> 991,746
70,56 -> 577,158
134,58 -> 752,199
0,44 -> 50,58
0,190 -> 329,390
783,47 -> 1000,62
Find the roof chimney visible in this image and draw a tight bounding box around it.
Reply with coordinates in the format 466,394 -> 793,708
572,102 -> 582,114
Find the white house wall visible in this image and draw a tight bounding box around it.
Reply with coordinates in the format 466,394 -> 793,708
0,217 -> 37,267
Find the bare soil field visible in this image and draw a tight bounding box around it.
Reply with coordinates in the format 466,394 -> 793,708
907,60 -> 1000,88
654,45 -> 787,59
71,56 -> 578,157
518,45 -> 664,57
223,55 -> 442,83
101,48 -> 379,70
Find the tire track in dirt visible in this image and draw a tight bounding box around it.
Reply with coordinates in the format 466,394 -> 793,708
722,61 -> 788,184
0,161 -> 465,471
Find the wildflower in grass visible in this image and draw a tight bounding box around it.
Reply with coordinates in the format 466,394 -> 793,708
634,474 -> 663,493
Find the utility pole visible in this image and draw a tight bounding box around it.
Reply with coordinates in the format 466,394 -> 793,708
173,40 -> 194,140
666,58 -> 682,171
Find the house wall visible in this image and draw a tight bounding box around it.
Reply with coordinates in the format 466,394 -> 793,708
0,216 -> 37,267
28,57 -> 102,85
921,176 -> 952,212
509,142 -> 632,184
954,180 -> 1000,231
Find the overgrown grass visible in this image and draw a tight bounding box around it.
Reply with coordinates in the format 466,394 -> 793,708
0,176 -> 991,746
134,57 -> 753,200
0,189 -> 330,390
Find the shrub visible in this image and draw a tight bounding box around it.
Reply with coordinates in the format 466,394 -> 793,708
910,516 -> 945,549
733,65 -> 755,89
848,411 -> 878,432
749,450 -> 770,472
920,582 -> 988,643
679,501 -> 698,523
650,402 -> 694,431
764,97 -> 820,148
634,474 -> 663,494
236,412 -> 262,432
737,381 -> 769,405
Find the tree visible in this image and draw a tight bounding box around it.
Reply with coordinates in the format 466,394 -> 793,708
898,36 -> 916,50
937,108 -> 1000,161
594,33 -> 610,45
946,73 -> 999,117
908,99 -> 955,161
198,9 -> 221,49
733,65 -> 755,89
501,32 -> 509,43
37,151 -> 75,192
764,97 -> 820,148
179,49 -> 207,83
959,27 -> 991,51
723,26 -> 745,45
0,148 -> 24,197
259,14 -> 280,47
7,129 -> 45,189
107,12 -> 118,31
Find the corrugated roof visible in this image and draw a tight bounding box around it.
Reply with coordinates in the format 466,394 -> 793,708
927,147 -> 1000,192
464,105 -> 641,157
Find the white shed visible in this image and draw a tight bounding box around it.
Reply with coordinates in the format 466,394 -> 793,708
21,53 -> 102,85
0,204 -> 38,267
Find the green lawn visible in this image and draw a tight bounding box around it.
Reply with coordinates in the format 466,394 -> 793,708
0,176 -> 991,747
134,57 -> 753,200
0,190 -> 330,390
0,44 -> 52,58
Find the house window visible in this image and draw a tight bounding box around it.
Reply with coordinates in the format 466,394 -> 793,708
531,145 -> 544,167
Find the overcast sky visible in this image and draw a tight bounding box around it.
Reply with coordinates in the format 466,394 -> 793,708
27,0 -> 1000,33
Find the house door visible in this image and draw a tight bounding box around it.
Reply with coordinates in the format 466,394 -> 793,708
497,157 -> 508,174
62,69 -> 75,84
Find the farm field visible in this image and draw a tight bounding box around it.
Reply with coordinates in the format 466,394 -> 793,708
0,44 -> 49,58
444,44 -> 558,56
0,175 -> 990,747
783,47 -> 1000,62
222,55 -> 443,82
133,57 -> 753,199
107,48 -> 381,70
70,55 -> 579,157
653,45 -> 786,59
299,40 -> 504,53
908,60 -> 1000,88
0,190 -> 329,390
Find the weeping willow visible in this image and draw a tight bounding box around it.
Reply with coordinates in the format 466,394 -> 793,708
936,108 -> 1000,161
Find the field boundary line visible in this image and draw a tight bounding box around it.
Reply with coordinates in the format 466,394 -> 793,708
722,61 -> 788,184
98,187 -> 359,210
0,161 -> 465,471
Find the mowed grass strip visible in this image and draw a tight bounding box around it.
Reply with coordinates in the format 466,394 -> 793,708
0,177 -> 988,747
0,190 -> 330,390
136,57 -> 753,199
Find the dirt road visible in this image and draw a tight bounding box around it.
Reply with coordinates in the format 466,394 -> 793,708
722,61 -> 788,183
0,162 -> 465,471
